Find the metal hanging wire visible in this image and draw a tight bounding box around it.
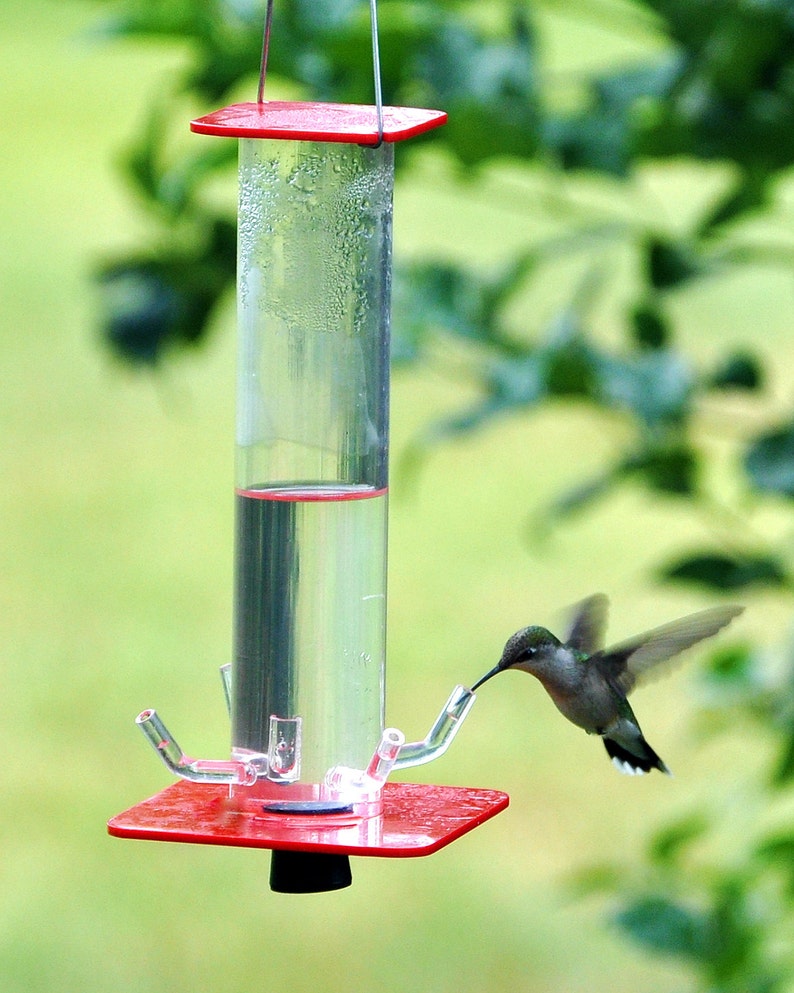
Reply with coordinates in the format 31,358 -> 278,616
256,0 -> 385,145
256,0 -> 275,105
368,0 -> 385,145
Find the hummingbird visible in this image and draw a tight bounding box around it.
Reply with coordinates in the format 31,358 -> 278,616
471,595 -> 743,775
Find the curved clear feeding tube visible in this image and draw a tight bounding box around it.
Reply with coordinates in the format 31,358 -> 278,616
393,685 -> 476,771
136,709 -> 258,787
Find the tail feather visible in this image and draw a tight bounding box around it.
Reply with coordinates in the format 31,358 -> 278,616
603,735 -> 671,776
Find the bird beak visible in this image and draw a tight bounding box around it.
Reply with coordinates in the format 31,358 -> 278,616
470,665 -> 501,692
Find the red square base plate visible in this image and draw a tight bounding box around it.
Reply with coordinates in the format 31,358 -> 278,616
108,780 -> 508,858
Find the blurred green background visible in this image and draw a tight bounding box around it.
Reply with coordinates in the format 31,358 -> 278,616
1,2 -> 787,992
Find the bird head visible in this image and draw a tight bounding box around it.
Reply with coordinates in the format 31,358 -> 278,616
471,626 -> 561,691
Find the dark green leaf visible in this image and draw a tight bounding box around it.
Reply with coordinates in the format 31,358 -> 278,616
614,896 -> 710,960
661,552 -> 787,590
645,238 -> 702,290
623,442 -> 697,495
697,172 -> 771,236
393,263 -> 490,342
710,352 -> 763,391
630,302 -> 670,349
595,58 -> 681,112
745,423 -> 794,497
420,17 -> 540,165
96,220 -> 234,365
544,111 -> 631,176
542,332 -> 601,399
772,722 -> 794,785
97,264 -> 181,364
545,58 -> 681,177
705,876 -> 767,983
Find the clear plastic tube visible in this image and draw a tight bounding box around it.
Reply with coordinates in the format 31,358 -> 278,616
266,715 -> 302,782
231,137 -> 394,794
325,727 -> 405,795
365,727 -> 405,784
136,709 -> 258,787
392,686 -> 476,770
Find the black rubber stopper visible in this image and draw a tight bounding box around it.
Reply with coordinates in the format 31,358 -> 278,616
269,850 -> 352,893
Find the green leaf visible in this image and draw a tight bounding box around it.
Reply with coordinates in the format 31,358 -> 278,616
772,722 -> 794,785
614,896 -> 710,960
545,58 -> 681,176
745,423 -> 794,497
697,643 -> 773,723
600,350 -> 693,427
420,15 -> 540,165
97,264 -> 181,365
542,465 -> 621,523
544,110 -> 631,176
630,302 -> 670,349
489,353 -> 546,407
648,816 -> 709,866
541,330 -> 601,399
96,220 -> 235,365
697,172 -> 771,236
393,262 -> 489,343
661,552 -> 788,590
703,643 -> 758,690
624,442 -> 697,495
755,831 -> 794,901
645,237 -> 702,290
710,352 -> 763,391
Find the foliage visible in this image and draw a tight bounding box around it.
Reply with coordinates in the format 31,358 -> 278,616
573,634 -> 794,991
89,0 -> 794,595
86,0 -> 794,989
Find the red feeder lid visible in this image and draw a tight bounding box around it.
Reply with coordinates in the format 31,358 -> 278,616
108,780 -> 508,857
190,101 -> 447,144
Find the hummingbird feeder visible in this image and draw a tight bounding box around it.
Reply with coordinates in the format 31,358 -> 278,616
108,0 -> 508,893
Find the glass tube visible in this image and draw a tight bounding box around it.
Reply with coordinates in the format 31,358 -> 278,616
232,137 -> 393,807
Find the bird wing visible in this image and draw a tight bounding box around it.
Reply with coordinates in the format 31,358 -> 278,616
599,604 -> 744,695
565,593 -> 609,655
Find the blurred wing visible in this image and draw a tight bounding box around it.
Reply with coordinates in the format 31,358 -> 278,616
565,593 -> 609,654
601,605 -> 744,695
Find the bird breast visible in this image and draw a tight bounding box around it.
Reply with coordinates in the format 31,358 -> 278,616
531,649 -> 619,733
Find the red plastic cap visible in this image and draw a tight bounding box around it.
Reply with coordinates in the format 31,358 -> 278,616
190,101 -> 447,144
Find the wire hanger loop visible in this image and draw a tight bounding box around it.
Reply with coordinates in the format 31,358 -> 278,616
256,0 -> 385,146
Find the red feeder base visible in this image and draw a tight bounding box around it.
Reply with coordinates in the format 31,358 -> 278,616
108,780 -> 508,858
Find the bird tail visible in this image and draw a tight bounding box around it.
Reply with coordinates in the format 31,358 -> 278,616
603,735 -> 671,776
